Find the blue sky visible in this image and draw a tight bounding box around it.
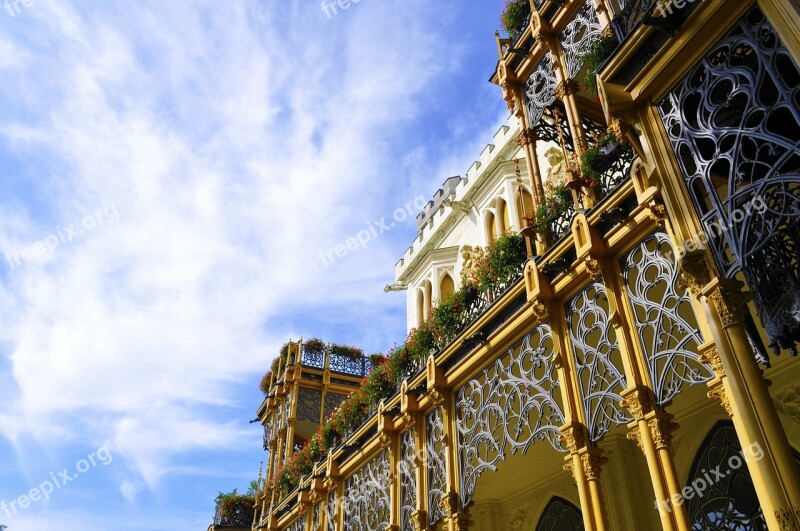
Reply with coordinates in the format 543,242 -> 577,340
0,1 -> 508,529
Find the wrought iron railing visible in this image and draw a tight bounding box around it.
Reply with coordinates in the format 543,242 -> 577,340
611,0 -> 659,41
509,12 -> 532,49
598,144 -> 636,197
296,345 -> 374,377
435,262 -> 527,350
213,502 -> 255,527
550,202 -> 575,243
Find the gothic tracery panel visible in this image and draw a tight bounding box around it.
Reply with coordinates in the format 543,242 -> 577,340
326,490 -> 338,531
559,0 -> 604,80
343,449 -> 392,531
535,496 -> 585,531
427,406 -> 447,527
456,323 -> 566,509
526,52 -> 558,128
297,387 -> 323,423
659,6 -> 800,356
568,282 -> 632,442
400,429 -> 418,531
622,233 -> 714,405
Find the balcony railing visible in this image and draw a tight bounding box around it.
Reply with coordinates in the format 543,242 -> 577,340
611,0 -> 659,41
297,344 -> 374,378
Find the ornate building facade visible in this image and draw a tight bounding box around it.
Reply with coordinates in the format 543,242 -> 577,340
237,0 -> 800,529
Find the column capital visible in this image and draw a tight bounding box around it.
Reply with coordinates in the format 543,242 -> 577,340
678,250 -> 713,297
704,278 -> 752,327
698,343 -> 725,378
580,450 -> 608,481
620,385 -> 655,421
708,381 -> 733,417
647,414 -> 679,450
559,422 -> 588,453
555,78 -> 580,100
517,127 -> 538,147
410,510 -> 428,531
626,425 -> 645,451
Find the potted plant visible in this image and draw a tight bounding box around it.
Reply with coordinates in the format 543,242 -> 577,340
532,184 -> 573,233
580,131 -> 623,188
501,0 -> 531,40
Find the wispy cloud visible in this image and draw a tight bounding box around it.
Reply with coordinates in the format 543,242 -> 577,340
0,0 -> 507,527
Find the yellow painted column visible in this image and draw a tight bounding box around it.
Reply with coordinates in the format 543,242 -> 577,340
679,260 -> 800,530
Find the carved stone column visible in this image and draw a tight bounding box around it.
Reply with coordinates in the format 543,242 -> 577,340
560,422 -> 609,531
621,386 -> 689,531
680,252 -> 800,530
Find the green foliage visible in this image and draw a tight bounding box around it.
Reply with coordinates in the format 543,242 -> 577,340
214,489 -> 255,525
303,337 -> 325,354
501,0 -> 531,39
533,185 -> 573,233
580,131 -> 623,187
580,35 -> 618,94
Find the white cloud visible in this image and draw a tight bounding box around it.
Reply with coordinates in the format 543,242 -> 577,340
0,0 -> 478,510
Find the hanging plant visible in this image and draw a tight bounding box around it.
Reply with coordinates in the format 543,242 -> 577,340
579,34 -> 618,95
532,185 -> 573,233
580,131 -> 623,188
501,0 -> 531,40
215,489 -> 255,525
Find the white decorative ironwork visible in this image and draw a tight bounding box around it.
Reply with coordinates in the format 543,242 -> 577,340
287,515 -> 305,531
313,502 -> 323,531
427,406 -> 447,527
456,323 -> 566,509
622,233 -> 714,405
326,490 -> 338,531
658,6 -> 800,357
526,52 -> 558,127
568,282 -> 632,442
343,449 -> 392,531
400,429 -> 418,531
560,0 -> 603,79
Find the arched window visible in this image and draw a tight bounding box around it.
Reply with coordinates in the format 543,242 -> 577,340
485,211 -> 496,244
497,199 -> 511,235
416,289 -> 425,328
516,188 -> 534,228
535,496 -> 584,531
439,273 -> 454,301
685,420 -> 767,530
423,280 -> 433,320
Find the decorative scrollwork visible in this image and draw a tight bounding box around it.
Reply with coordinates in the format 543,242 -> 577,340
343,449 -> 392,531
313,502 -> 323,531
302,346 -> 325,369
287,516 -> 306,531
427,407 -> 447,527
329,352 -> 371,376
263,421 -> 272,452
297,387 -> 323,423
400,429 -> 418,531
622,233 -> 714,405
611,0 -> 659,41
326,490 -> 338,531
456,323 -> 566,509
567,282 -> 632,442
658,6 -> 800,357
526,52 -> 558,128
560,0 -> 603,80
324,392 -> 347,420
